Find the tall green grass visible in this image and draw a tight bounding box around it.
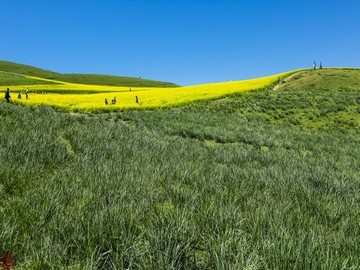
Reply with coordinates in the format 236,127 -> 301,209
1,83 -> 360,269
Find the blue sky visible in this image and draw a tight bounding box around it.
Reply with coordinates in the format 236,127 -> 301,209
1,0 -> 359,85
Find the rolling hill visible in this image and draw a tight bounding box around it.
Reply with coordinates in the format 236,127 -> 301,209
0,61 -> 292,111
277,68 -> 360,91
0,61 -> 178,87
1,61 -> 360,114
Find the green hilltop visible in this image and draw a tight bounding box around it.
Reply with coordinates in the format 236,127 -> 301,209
277,68 -> 360,91
0,60 -> 178,87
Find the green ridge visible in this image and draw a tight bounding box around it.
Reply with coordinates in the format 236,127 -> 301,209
0,60 -> 178,87
278,68 -> 360,91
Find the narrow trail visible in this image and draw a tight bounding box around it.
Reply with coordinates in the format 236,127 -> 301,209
272,71 -> 304,91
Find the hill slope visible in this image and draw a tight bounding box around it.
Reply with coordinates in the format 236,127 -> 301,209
0,61 -> 178,87
2,66 -> 360,113
277,68 -> 360,91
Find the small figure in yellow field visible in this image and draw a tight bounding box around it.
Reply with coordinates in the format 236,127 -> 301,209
105,98 -> 108,105
5,88 -> 11,102
135,96 -> 139,104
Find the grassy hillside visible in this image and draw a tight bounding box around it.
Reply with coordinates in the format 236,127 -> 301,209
0,61 -> 178,87
1,68 -> 360,269
4,68 -> 359,114
0,71 -> 60,86
277,68 -> 360,91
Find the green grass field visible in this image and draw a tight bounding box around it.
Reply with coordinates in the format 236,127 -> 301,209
1,62 -> 360,269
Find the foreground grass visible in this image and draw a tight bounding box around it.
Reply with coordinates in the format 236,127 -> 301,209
1,76 -> 360,269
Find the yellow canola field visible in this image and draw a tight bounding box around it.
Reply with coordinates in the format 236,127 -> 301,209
10,72 -> 292,112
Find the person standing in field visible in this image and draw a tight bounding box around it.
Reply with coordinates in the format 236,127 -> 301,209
5,88 -> 11,102
135,96 -> 139,104
313,61 -> 316,70
105,98 -> 108,105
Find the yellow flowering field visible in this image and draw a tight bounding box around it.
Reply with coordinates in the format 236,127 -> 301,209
8,71 -> 295,112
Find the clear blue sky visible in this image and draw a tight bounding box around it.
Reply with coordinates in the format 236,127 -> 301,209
1,0 -> 359,85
